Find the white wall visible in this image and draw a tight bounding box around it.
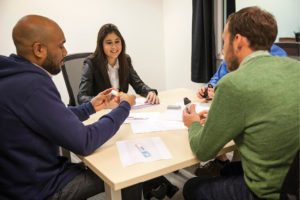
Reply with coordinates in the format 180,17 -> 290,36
236,0 -> 300,40
163,0 -> 200,91
0,1 -> 299,105
0,0 -> 165,104
161,0 -> 300,91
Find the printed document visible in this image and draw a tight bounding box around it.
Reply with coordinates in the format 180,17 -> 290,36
116,137 -> 172,167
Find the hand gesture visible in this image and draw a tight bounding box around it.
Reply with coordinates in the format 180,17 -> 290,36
198,110 -> 209,125
145,91 -> 160,104
207,87 -> 215,99
120,93 -> 136,107
90,88 -> 113,111
196,85 -> 215,101
182,104 -> 201,127
196,86 -> 207,99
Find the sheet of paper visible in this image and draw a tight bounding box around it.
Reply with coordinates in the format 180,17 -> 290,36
160,102 -> 210,121
124,112 -> 160,124
116,137 -> 172,167
160,110 -> 182,121
132,97 -> 155,110
130,119 -> 186,134
195,103 -> 210,113
124,112 -> 185,133
124,102 -> 210,133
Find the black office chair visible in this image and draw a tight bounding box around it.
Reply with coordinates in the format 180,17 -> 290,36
61,52 -> 92,106
275,42 -> 300,57
280,150 -> 299,200
60,53 -> 91,160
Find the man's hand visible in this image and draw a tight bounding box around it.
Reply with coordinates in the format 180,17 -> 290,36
90,88 -> 113,111
196,86 -> 207,99
198,110 -> 209,125
182,104 -> 201,127
145,91 -> 160,104
120,93 -> 136,107
207,87 -> 215,99
196,85 -> 215,100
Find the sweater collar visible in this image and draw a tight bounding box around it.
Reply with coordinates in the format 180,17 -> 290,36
240,50 -> 270,67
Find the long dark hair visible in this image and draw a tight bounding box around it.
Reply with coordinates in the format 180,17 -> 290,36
90,23 -> 129,89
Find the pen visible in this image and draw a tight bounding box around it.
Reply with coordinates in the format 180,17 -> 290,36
127,116 -> 148,120
201,83 -> 213,99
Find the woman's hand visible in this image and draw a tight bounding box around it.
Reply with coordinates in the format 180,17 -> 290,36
145,91 -> 160,104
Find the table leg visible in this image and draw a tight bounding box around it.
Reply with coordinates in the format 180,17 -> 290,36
104,183 -> 122,200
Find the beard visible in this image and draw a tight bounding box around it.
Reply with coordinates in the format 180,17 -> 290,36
225,45 -> 240,72
42,53 -> 61,75
227,55 -> 239,72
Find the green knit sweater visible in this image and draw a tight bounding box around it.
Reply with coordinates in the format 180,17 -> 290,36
189,51 -> 300,199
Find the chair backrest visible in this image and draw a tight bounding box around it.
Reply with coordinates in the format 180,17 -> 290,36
280,150 -> 299,200
275,42 -> 300,56
61,52 -> 92,106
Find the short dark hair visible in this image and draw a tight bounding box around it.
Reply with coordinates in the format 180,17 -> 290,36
227,6 -> 277,51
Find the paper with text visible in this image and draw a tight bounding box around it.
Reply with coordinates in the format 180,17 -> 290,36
116,137 -> 172,167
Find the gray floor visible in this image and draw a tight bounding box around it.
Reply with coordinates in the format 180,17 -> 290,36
87,168 -> 197,200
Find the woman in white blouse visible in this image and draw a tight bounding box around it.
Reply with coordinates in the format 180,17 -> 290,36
78,23 -> 159,105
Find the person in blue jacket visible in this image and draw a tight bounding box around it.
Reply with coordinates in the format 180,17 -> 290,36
197,44 -> 287,99
0,15 -> 141,200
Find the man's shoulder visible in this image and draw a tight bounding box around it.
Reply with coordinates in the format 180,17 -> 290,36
0,54 -> 50,82
215,72 -> 247,99
219,55 -> 299,90
218,70 -> 243,86
249,55 -> 299,72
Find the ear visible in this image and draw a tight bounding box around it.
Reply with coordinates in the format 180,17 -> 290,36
233,34 -> 249,54
32,42 -> 47,59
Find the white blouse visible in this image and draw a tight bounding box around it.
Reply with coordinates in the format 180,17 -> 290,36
107,60 -> 120,89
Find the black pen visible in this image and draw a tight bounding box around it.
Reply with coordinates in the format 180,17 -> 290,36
183,97 -> 192,113
202,84 -> 213,100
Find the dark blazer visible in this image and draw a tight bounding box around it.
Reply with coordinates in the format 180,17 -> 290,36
78,55 -> 157,104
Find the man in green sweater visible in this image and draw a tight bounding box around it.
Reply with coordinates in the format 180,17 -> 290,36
182,6 -> 299,200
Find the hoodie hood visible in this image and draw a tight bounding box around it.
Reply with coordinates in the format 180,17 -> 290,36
0,54 -> 49,79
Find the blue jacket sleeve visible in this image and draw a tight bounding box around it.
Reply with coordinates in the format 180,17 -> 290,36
20,83 -> 131,156
270,44 -> 287,57
68,102 -> 95,122
208,61 -> 228,86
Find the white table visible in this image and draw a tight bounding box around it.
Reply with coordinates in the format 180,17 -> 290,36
81,88 -> 235,200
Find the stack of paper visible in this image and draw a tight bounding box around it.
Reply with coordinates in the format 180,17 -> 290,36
125,112 -> 186,133
125,102 -> 210,134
